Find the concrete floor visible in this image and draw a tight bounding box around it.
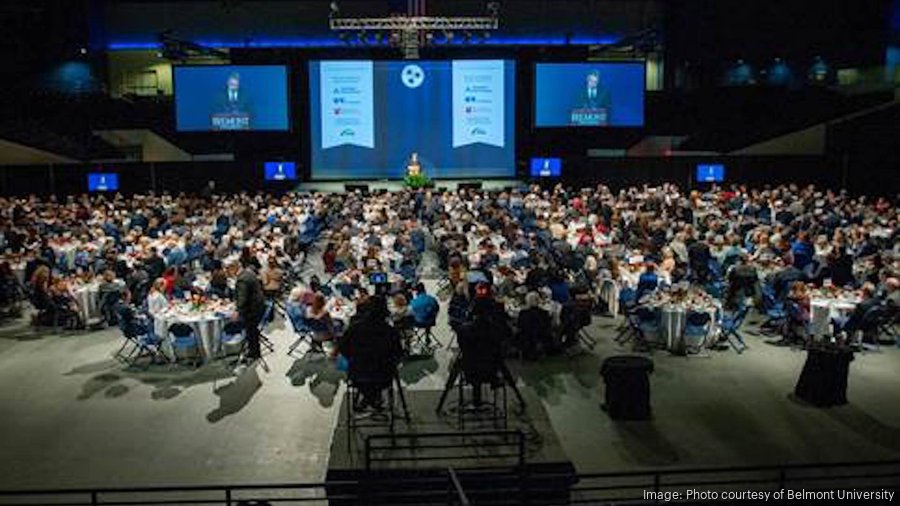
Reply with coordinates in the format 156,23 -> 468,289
1,288 -> 899,490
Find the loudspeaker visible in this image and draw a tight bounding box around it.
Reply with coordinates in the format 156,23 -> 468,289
344,184 -> 370,194
458,182 -> 483,191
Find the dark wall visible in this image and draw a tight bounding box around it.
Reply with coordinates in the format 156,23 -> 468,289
4,154 -> 891,198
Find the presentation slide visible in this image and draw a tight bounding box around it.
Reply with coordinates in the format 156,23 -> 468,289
264,161 -> 297,181
534,62 -> 645,127
309,60 -> 515,180
87,173 -> 119,192
174,65 -> 289,132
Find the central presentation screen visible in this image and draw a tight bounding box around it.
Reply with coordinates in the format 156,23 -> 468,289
174,65 -> 289,132
534,62 -> 645,127
309,60 -> 515,180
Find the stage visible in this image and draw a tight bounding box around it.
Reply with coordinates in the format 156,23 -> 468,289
296,179 -> 527,193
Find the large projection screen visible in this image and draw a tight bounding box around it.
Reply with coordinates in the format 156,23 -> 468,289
534,62 -> 645,128
309,60 -> 516,180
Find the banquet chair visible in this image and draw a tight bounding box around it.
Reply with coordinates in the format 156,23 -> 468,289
219,320 -> 246,359
719,305 -> 750,354
634,306 -> 661,350
760,285 -> 787,334
286,309 -> 323,356
257,300 -> 275,353
168,322 -> 202,367
115,307 -> 168,368
682,311 -> 712,354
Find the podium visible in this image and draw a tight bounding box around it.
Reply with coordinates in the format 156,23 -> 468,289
210,113 -> 251,131
570,108 -> 608,127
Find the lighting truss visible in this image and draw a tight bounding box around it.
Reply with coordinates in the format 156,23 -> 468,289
329,16 -> 499,31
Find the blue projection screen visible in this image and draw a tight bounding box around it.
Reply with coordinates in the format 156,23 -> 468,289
310,60 -> 515,180
174,65 -> 289,132
534,62 -> 645,127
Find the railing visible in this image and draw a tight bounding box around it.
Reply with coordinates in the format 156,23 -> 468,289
0,459 -> 896,506
364,430 -> 527,471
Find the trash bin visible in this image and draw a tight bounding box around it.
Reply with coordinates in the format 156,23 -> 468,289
600,355 -> 654,420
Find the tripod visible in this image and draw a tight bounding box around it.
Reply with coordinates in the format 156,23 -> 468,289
436,353 -> 526,414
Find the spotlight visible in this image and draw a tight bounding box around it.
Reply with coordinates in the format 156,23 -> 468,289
79,47 -> 88,55
374,32 -> 384,44
463,31 -> 472,44
329,1 -> 340,17
358,30 -> 368,44
486,1 -> 500,17
444,30 -> 454,43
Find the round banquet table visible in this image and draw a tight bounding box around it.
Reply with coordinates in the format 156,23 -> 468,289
656,303 -> 720,353
809,298 -> 858,339
71,283 -> 101,323
155,304 -> 235,361
505,299 -> 562,327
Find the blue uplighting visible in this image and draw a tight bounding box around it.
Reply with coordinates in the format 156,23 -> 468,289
107,35 -> 620,51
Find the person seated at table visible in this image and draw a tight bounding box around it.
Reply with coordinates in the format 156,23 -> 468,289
516,291 -> 552,360
207,267 -> 232,299
779,281 -> 811,346
390,292 -> 415,328
409,283 -> 439,327
341,295 -> 402,413
791,232 -> 814,271
306,293 -> 336,355
97,269 -> 127,325
547,271 -> 571,305
833,282 -> 881,338
322,242 -> 337,274
239,246 -> 262,271
260,256 -> 284,299
146,278 -> 168,317
636,263 -> 660,301
50,278 -> 83,329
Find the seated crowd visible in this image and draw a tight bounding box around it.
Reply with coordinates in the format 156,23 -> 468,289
0,183 -> 897,373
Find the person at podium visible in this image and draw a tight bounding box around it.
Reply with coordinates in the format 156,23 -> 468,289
406,152 -> 422,177
571,70 -> 611,126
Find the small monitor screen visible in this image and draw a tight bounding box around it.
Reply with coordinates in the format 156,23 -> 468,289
696,164 -> 725,183
369,272 -> 388,285
264,162 -> 297,181
87,173 -> 119,192
530,157 -> 562,177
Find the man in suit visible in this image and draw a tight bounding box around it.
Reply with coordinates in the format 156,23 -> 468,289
229,261 -> 266,361
578,70 -> 612,111
217,73 -> 251,117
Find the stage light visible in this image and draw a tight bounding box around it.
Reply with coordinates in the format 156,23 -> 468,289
463,31 -> 473,44
374,32 -> 384,44
79,47 -> 88,55
358,30 -> 368,44
486,1 -> 500,17
329,1 -> 340,18
444,30 -> 455,43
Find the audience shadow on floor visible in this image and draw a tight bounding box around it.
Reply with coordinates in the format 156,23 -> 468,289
66,358 -> 239,401
398,356 -> 439,385
206,364 -> 263,423
285,355 -> 345,408
518,352 -> 601,405
820,403 -> 900,453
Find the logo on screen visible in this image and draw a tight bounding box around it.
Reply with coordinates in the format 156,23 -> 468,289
401,65 -> 425,89
470,127 -> 487,136
340,128 -> 355,137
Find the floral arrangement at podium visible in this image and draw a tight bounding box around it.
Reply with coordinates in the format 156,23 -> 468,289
403,152 -> 432,189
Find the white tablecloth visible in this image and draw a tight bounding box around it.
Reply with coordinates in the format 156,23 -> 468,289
71,283 -> 100,323
155,306 -> 234,361
810,298 -> 858,338
656,304 -> 720,352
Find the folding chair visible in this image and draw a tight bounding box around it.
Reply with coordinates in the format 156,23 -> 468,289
719,306 -> 750,354
286,307 -> 323,356
257,300 -> 275,353
115,308 -> 169,368
169,322 -> 203,367
683,311 -> 713,356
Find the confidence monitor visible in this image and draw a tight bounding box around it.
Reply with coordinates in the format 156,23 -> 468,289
530,157 -> 562,177
264,162 -> 297,181
696,164 -> 725,183
309,60 -> 516,180
174,65 -> 290,132
534,62 -> 645,127
87,173 -> 119,192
